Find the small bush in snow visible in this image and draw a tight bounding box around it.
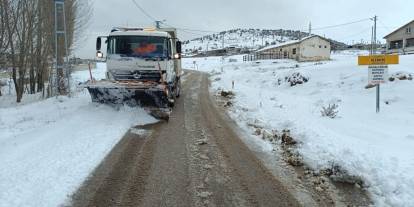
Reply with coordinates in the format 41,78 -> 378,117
284,72 -> 309,87
220,90 -> 235,98
321,104 -> 339,119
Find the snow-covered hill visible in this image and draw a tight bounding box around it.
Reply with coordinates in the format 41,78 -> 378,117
183,28 -> 347,55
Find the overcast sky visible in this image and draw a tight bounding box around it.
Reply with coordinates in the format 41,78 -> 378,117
74,0 -> 414,58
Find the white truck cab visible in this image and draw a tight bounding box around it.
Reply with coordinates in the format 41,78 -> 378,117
88,27 -> 183,119
97,28 -> 182,85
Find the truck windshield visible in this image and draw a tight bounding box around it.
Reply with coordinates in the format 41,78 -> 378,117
108,36 -> 168,59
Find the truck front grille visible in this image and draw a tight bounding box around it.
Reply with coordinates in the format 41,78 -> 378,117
111,70 -> 162,82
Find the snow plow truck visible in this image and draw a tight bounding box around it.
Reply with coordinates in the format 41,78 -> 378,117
86,27 -> 183,120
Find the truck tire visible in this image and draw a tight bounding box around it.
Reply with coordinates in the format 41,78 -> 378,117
167,87 -> 175,107
175,79 -> 181,98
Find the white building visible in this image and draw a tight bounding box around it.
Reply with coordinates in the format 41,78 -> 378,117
256,35 -> 331,62
384,20 -> 414,54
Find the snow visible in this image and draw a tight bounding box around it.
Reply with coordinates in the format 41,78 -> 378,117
256,35 -> 315,53
0,81 -> 45,108
183,29 -> 296,54
0,62 -> 157,207
183,51 -> 414,207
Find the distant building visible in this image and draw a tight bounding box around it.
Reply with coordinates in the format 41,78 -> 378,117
348,43 -> 371,50
384,20 -> 414,54
255,35 -> 331,62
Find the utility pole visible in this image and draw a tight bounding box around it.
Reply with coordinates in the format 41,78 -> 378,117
373,16 -> 377,54
309,22 -> 312,36
371,26 -> 374,54
155,20 -> 165,29
371,15 -> 380,113
53,0 -> 69,96
374,15 -> 380,113
155,21 -> 161,29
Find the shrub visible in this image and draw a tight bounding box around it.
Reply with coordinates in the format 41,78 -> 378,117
321,104 -> 339,119
285,72 -> 309,87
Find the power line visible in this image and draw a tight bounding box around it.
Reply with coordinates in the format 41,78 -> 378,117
301,18 -> 371,32
378,20 -> 393,33
128,0 -> 373,42
160,21 -> 220,34
336,26 -> 372,41
130,0 -> 157,22
129,0 -> 220,36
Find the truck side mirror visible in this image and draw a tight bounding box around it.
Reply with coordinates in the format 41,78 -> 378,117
96,37 -> 102,51
176,41 -> 182,54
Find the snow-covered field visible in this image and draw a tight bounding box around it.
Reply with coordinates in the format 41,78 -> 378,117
0,63 -> 157,207
183,51 -> 414,206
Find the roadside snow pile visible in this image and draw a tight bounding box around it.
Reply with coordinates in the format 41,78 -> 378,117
0,63 -> 157,207
388,72 -> 413,82
0,82 -> 44,108
183,52 -> 414,206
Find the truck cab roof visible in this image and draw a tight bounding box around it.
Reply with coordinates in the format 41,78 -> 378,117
109,28 -> 170,38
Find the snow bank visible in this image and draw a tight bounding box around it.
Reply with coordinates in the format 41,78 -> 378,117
183,52 -> 414,206
0,63 -> 157,207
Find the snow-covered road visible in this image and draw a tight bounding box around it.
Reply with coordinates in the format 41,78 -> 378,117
0,64 -> 156,207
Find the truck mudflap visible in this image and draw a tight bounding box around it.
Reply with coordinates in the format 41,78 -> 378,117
85,81 -> 172,120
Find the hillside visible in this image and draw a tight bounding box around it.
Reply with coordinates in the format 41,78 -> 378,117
182,28 -> 348,55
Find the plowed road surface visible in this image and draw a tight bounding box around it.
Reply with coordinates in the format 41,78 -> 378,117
71,71 -> 300,207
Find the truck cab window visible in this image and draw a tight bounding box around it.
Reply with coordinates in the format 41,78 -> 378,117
108,36 -> 168,59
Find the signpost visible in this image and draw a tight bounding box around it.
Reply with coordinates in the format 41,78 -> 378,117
358,54 -> 399,113
368,65 -> 388,84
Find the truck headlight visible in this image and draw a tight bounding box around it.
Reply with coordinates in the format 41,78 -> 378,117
97,51 -> 104,58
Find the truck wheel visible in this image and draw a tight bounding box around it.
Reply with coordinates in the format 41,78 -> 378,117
168,99 -> 175,107
167,87 -> 175,107
175,79 -> 181,98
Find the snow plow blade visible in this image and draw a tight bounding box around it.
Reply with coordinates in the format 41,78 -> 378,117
85,81 -> 171,120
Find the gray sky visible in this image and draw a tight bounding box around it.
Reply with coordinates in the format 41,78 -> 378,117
74,0 -> 413,58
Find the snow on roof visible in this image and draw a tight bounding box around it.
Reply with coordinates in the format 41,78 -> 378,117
109,29 -> 170,38
256,35 -> 316,53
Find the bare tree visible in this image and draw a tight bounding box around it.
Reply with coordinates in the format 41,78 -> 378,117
0,0 -> 8,96
0,0 -> 92,102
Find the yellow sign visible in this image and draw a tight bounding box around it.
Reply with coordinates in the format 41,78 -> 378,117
358,54 -> 399,65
